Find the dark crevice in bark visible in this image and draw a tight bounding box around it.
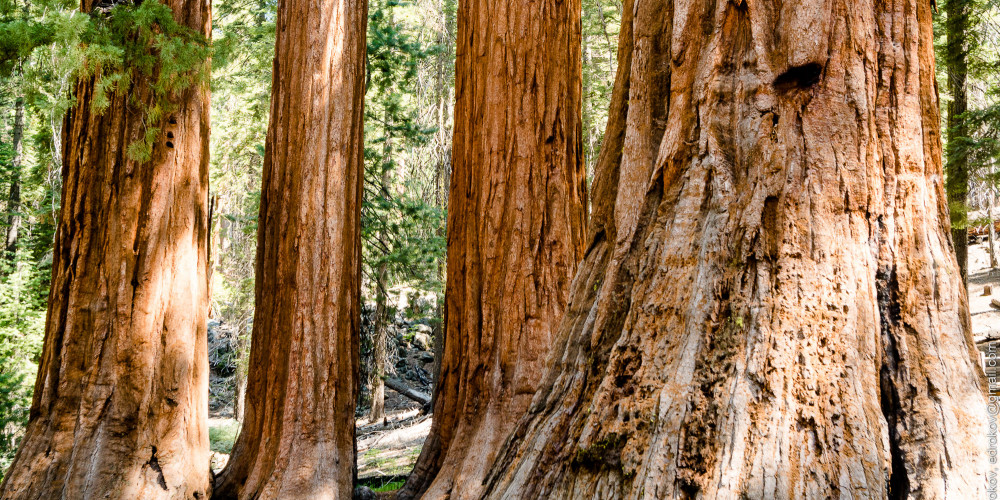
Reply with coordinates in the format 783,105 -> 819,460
875,265 -> 910,500
774,63 -> 823,92
570,432 -> 627,474
678,297 -> 741,496
761,196 -> 780,260
880,368 -> 910,500
147,446 -> 169,491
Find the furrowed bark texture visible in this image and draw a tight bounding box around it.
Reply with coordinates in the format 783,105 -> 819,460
212,0 -> 366,498
0,0 -> 212,498
397,0 -> 587,497
483,0 -> 988,498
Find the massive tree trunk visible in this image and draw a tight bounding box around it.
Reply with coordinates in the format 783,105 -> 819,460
946,0 -> 970,284
397,0 -> 587,497
0,1 -> 212,498
212,0 -> 367,498
483,1 -> 988,498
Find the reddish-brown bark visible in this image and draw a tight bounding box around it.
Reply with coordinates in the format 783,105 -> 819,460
397,0 -> 587,498
483,0 -> 988,498
0,1 -> 212,498
212,0 -> 367,498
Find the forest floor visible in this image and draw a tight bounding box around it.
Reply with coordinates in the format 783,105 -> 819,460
208,392 -> 429,490
208,390 -> 429,491
355,394 -> 429,490
970,240 -> 1000,358
207,315 -> 436,490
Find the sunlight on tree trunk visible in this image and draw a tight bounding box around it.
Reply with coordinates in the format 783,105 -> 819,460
211,0 -> 367,497
0,1 -> 212,498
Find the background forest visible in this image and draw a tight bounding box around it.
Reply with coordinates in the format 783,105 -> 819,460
0,0 -> 996,488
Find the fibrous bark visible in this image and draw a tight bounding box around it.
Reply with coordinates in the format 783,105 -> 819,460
0,0 -> 212,498
212,0 -> 367,498
397,0 -> 587,497
483,1 -> 988,498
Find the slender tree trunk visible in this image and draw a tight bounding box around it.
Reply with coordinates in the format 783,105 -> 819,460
233,320 -> 249,424
397,0 -> 587,497
0,1 -> 212,498
946,0 -> 970,284
482,1 -> 988,498
369,259 -> 389,422
5,2 -> 29,261
233,366 -> 247,423
369,96 -> 395,423
212,0 -> 367,497
583,36 -> 596,174
593,0 -> 615,71
430,0 -> 453,403
987,162 -> 998,269
4,96 -> 24,258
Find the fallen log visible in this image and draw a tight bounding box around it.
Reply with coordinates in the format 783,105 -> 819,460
384,377 -> 431,406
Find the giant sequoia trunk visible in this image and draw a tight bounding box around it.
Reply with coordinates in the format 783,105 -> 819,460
397,0 -> 587,497
0,1 -> 212,498
483,1 -> 988,498
212,0 -> 366,498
